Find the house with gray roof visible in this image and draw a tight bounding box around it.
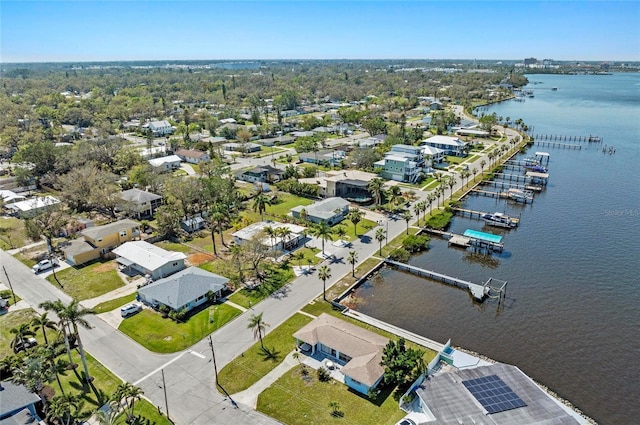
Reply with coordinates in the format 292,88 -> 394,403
120,189 -> 162,218
290,197 -> 350,225
0,381 -> 42,423
148,155 -> 182,172
146,120 -> 173,136
137,267 -> 228,313
113,241 -> 186,280
293,314 -> 389,395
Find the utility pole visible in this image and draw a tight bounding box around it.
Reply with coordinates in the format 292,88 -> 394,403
161,369 -> 169,421
208,335 -> 218,384
2,266 -> 17,305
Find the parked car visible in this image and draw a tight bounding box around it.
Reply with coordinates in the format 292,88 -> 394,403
13,337 -> 38,353
32,258 -> 59,273
120,303 -> 142,318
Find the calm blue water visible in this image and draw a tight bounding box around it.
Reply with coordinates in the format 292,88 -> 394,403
355,74 -> 640,424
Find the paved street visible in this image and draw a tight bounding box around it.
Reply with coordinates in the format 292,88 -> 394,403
0,122 -> 520,424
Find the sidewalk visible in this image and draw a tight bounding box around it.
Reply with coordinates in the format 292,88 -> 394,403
231,351 -> 298,409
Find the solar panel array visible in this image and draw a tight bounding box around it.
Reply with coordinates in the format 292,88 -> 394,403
462,374 -> 527,414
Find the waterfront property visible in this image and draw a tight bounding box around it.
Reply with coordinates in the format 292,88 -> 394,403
293,313 -> 389,395
62,219 -> 140,266
137,266 -> 228,313
113,241 -> 186,280
232,221 -> 306,252
299,170 -> 379,201
290,197 -> 350,225
420,135 -> 467,156
375,144 -> 425,183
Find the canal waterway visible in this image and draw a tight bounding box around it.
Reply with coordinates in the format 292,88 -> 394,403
353,74 -> 640,424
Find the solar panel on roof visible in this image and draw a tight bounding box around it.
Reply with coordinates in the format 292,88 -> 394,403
462,375 -> 526,414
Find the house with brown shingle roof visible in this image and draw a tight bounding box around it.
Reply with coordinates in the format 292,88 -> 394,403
175,148 -> 210,164
293,313 -> 389,395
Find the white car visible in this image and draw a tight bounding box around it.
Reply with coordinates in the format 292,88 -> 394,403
120,303 -> 142,317
32,258 -> 59,273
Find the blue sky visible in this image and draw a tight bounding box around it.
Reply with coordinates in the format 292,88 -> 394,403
1,1 -> 639,63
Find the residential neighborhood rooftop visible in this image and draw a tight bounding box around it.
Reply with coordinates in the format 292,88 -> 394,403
120,188 -> 162,203
81,219 -> 140,241
148,155 -> 182,167
113,241 -> 186,271
290,197 -> 350,221
232,221 -> 306,248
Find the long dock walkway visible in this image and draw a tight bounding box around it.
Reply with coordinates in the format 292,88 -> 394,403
453,208 -> 520,226
384,259 -> 489,301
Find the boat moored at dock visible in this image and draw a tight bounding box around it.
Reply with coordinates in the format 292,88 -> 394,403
482,212 -> 519,228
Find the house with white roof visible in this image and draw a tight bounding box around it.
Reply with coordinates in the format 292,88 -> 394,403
175,148 -> 210,164
113,241 -> 186,280
5,196 -> 61,218
291,197 -> 350,225
146,120 -> 173,136
0,190 -> 27,204
232,221 -> 306,252
137,267 -> 228,313
374,144 -> 425,183
148,155 -> 182,172
420,135 -> 468,156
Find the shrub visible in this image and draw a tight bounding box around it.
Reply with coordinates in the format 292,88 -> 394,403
317,366 -> 331,382
389,247 -> 410,262
425,211 -> 452,230
401,234 -> 430,253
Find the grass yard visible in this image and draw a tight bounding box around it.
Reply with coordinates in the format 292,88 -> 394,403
0,309 -> 41,358
226,263 -> 295,308
154,241 -> 192,253
243,192 -> 315,222
118,302 -> 241,353
380,227 -> 420,258
46,260 -> 124,301
290,247 -> 322,267
334,218 -> 377,241
257,365 -> 404,425
0,217 -> 30,250
217,313 -> 312,395
93,293 -> 137,314
114,398 -> 172,425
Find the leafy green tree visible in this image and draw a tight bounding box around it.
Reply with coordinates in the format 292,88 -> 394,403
380,337 -> 425,388
46,393 -> 84,425
318,265 -> 332,302
247,313 -> 269,349
23,199 -> 68,253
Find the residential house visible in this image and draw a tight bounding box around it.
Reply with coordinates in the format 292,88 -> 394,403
148,155 -> 182,172
137,267 -> 228,313
290,197 -> 350,225
293,314 -> 389,395
0,190 -> 26,204
298,149 -> 345,167
5,196 -> 61,218
430,100 -> 443,110
62,219 -> 140,266
232,221 -> 306,252
175,148 -> 210,164
181,215 -> 205,233
113,241 -> 186,280
455,128 -> 490,138
421,145 -> 445,171
222,142 -> 262,153
146,120 -> 173,136
299,170 -> 379,202
420,135 -> 467,156
0,380 -> 42,423
235,165 -> 284,184
358,134 -> 386,148
257,135 -> 295,147
120,189 -> 162,218
374,144 -> 425,183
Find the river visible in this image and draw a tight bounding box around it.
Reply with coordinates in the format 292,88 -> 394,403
353,73 -> 640,424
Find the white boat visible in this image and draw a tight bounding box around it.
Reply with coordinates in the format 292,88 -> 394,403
482,212 -> 518,228
507,188 -> 534,202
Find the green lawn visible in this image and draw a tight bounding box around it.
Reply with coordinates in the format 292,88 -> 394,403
217,313 -> 313,395
290,247 -> 322,267
226,263 -> 295,309
0,217 -> 30,250
445,155 -> 467,164
93,293 -> 137,314
114,398 -> 172,425
118,303 -> 242,353
0,309 -> 41,359
243,192 -> 315,222
46,260 -> 124,301
335,218 -> 377,240
154,241 -> 192,253
380,227 -> 420,258
258,366 -> 404,425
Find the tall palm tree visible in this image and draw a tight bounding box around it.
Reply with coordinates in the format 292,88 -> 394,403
309,221 -> 333,257
367,178 -> 385,205
264,225 -> 277,251
347,250 -> 358,277
114,382 -> 144,420
402,210 -> 412,234
37,343 -> 68,396
47,393 -> 83,425
318,265 -> 332,301
247,313 -> 269,349
346,208 -> 364,237
423,195 -> 432,216
447,176 -> 457,199
59,300 -> 94,384
252,191 -> 271,220
375,228 -> 386,256
480,159 -> 486,173
9,323 -> 36,353
39,300 -> 74,365
413,203 -> 421,226
276,226 -> 292,251
472,167 -> 478,182
31,312 -> 57,346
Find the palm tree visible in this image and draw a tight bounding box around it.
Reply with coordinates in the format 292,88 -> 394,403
425,194 -> 434,215
375,227 -> 386,256
9,323 -> 36,353
252,191 -> 271,220
472,167 -> 478,182
346,208 -> 364,237
31,312 -> 57,346
447,176 -> 457,198
59,300 -> 94,384
334,225 -> 347,244
277,226 -> 292,251
309,221 -> 333,257
114,382 -> 144,420
95,401 -> 119,425
264,225 -> 277,251
37,343 -> 68,396
318,265 -> 332,301
39,300 -> 74,365
413,203 -> 421,226
367,177 -> 385,205
47,393 -> 83,425
12,355 -> 51,409
402,210 -> 412,234
347,250 -> 358,277
247,313 -> 269,349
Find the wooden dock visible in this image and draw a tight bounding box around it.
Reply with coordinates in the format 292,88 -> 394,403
470,188 -> 533,204
424,228 -> 504,252
534,140 -> 582,149
481,180 -> 543,192
453,208 -> 520,226
384,259 -> 490,301
533,134 -> 602,143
